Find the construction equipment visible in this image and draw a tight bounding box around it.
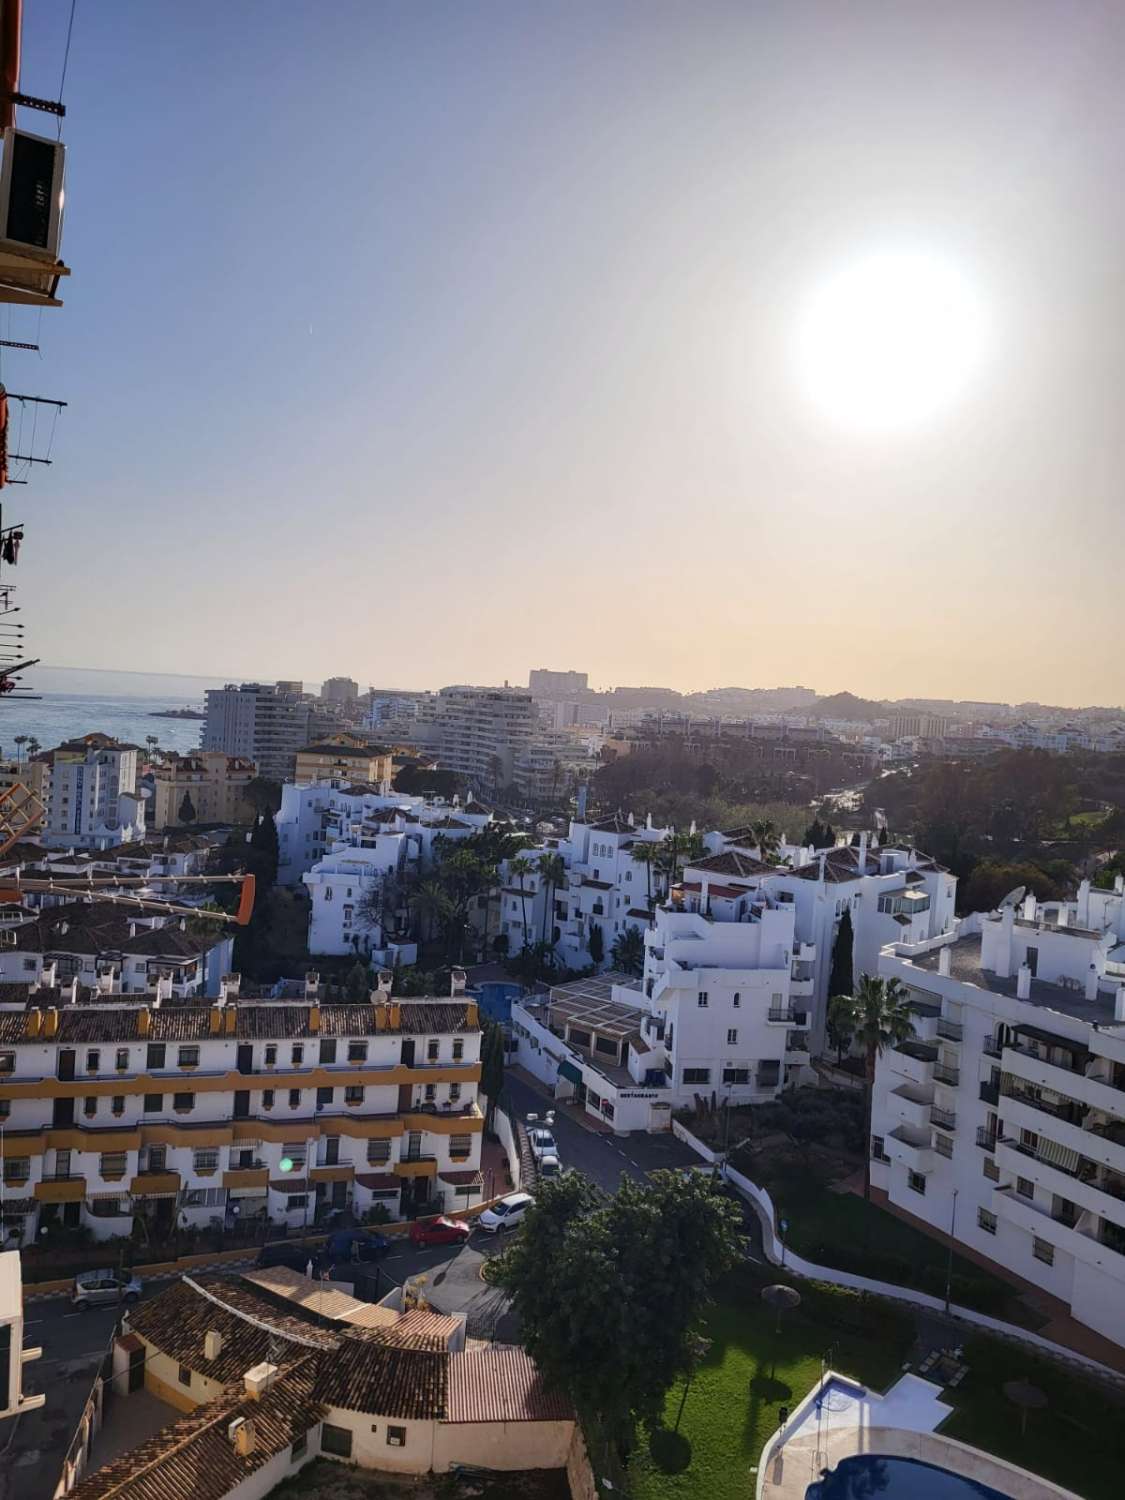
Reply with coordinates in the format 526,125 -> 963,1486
0,869 -> 257,926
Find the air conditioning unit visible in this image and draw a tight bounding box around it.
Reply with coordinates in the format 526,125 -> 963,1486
0,127 -> 65,260
387,1433 -> 404,1447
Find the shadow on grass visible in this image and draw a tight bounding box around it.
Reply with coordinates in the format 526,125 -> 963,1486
748,1373 -> 793,1402
648,1426 -> 693,1474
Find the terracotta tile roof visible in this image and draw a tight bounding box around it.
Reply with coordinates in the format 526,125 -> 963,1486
233,1000 -> 479,1040
0,1012 -> 30,1043
11,902 -> 222,959
56,1008 -> 143,1044
68,1357 -> 323,1500
312,1335 -> 447,1419
589,815 -> 632,834
354,1172 -> 400,1191
439,1169 -> 483,1186
690,850 -> 776,878
447,1346 -> 573,1423
147,1008 -> 215,1041
626,908 -> 653,920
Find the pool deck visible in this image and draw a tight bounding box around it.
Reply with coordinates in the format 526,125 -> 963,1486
758,1375 -> 1083,1500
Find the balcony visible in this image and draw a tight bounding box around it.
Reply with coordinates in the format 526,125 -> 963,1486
933,1062 -> 960,1087
767,1008 -> 807,1026
885,1126 -> 935,1174
980,1080 -> 999,1106
936,1018 -> 963,1043
930,1105 -> 957,1131
890,1085 -> 933,1132
995,1141 -> 1125,1233
1001,1095 -> 1125,1178
222,1167 -> 268,1190
976,1127 -> 997,1152
395,1156 -> 438,1179
130,1170 -> 181,1198
34,1176 -> 86,1204
982,1038 -> 1003,1060
889,1042 -> 938,1087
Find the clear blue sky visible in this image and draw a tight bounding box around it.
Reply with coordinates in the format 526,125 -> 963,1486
12,1 -> 1125,705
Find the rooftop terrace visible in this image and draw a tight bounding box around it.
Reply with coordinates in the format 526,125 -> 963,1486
908,935 -> 1122,1026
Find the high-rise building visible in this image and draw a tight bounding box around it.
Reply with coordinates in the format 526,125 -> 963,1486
202,683 -> 311,782
149,751 -> 258,828
38,734 -> 145,850
321,676 -> 360,703
435,686 -> 539,793
529,668 -> 589,698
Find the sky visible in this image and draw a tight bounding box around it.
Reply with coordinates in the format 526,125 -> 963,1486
10,1 -> 1125,706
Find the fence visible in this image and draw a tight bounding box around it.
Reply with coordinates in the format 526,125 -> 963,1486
55,1322 -> 118,1496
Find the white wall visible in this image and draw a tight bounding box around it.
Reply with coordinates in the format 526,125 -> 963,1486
433,1420 -> 573,1472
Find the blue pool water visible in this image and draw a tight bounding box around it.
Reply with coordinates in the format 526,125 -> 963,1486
470,982 -> 523,1023
807,1456 -> 1008,1500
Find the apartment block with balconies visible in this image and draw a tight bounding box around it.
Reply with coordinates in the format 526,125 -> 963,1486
872,891 -> 1125,1351
0,977 -> 484,1248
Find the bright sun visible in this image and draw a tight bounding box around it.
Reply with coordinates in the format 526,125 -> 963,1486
795,251 -> 987,431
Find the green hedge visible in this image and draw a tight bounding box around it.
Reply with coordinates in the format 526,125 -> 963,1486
804,1240 -> 1009,1315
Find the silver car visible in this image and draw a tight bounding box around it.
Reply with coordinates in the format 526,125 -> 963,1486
71,1269 -> 143,1308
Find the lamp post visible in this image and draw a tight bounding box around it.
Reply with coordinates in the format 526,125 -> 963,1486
943,1188 -> 959,1316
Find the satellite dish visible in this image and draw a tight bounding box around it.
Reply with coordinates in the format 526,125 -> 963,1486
998,885 -> 1027,910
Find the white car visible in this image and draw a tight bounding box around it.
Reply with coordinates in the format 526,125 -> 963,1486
477,1191 -> 535,1233
72,1269 -> 142,1308
538,1154 -> 562,1178
527,1128 -> 557,1161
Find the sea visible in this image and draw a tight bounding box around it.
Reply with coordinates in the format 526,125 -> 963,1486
0,666 -> 233,758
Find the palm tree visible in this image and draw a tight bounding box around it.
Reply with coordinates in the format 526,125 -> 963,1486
658,830 -> 705,897
26,737 -> 40,758
631,841 -> 660,919
409,880 -> 453,946
752,820 -> 781,859
509,854 -> 533,954
12,734 -> 26,764
536,852 -> 566,949
828,975 -> 915,1202
611,925 -> 645,977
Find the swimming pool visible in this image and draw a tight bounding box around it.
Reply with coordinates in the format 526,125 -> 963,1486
470,981 -> 523,1023
806,1455 -> 1008,1500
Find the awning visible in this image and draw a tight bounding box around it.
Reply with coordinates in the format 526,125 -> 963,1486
228,1187 -> 269,1200
132,1190 -> 178,1201
355,1173 -> 400,1192
559,1060 -> 583,1086
269,1178 -> 309,1193
439,1170 -> 483,1187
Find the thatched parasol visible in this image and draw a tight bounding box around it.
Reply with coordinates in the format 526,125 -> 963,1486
1003,1377 -> 1047,1436
761,1283 -> 801,1333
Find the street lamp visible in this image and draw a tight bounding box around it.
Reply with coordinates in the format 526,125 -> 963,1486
943,1188 -> 959,1316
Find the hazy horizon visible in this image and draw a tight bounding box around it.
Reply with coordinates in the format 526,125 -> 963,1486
17,2 -> 1125,705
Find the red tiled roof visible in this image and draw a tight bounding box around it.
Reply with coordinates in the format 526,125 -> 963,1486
439,1170 -> 483,1186
447,1346 -> 573,1423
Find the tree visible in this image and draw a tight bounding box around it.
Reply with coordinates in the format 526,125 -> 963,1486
409,879 -> 453,945
827,976 -> 915,1201
536,852 -> 566,948
588,922 -> 604,966
611,925 -> 645,977
480,1019 -> 505,1125
752,820 -> 780,858
631,841 -> 660,917
878,825 -> 890,846
26,737 -> 40,758
249,811 -> 279,889
344,959 -> 371,1001
434,846 -> 497,961
12,734 -> 26,763
657,830 -> 705,896
244,776 -> 283,817
827,908 -> 854,1001
178,791 -> 197,825
484,1169 -> 743,1452
802,817 -> 833,849
509,855 -> 534,953
959,860 -> 1064,915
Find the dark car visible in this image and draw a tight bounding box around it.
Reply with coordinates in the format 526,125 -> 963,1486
409,1215 -> 472,1248
326,1229 -> 391,1263
256,1241 -> 321,1273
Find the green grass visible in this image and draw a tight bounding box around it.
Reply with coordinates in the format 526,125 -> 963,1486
630,1266 -> 914,1500
940,1336 -> 1123,1500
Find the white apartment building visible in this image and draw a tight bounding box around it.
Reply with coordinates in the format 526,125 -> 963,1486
873,878 -> 1125,1351
0,975 -> 485,1247
202,683 -> 312,782
528,668 -> 589,697
38,735 -> 145,851
321,676 -> 359,703
433,686 -> 539,794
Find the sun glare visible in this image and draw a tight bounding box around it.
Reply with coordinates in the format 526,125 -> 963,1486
795,251 -> 987,431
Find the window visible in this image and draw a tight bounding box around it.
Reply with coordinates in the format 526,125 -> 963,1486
450,1134 -> 471,1158
871,1135 -> 888,1163
682,1067 -> 710,1085
1016,1176 -> 1034,1200
319,1039 -> 337,1064
263,1089 -> 275,1109
86,1050 -> 101,1073
287,1194 -> 308,1211
348,1042 -> 368,1063
83,1096 -> 97,1117
594,1036 -> 618,1057
366,1139 -> 391,1164
726,1028 -> 738,1046
178,1365 -> 192,1388
978,1207 -> 998,1235
1033,1237 -> 1054,1266
264,1044 -> 278,1066
111,1095 -> 125,1116
732,993 -> 741,1008
0,1050 -> 14,1074
324,887 -> 334,903
697,992 -> 709,1008
449,1082 -> 461,1102
100,1152 -> 127,1178
602,1100 -> 615,1121
143,1093 -> 163,1113
386,1426 -> 406,1449
424,1083 -> 436,1102
427,1040 -> 439,1062
452,1038 -> 464,1061
316,1087 -> 334,1106
342,905 -> 354,926
345,1085 -> 364,1105
935,1134 -> 954,1159
282,1142 -> 306,1168
178,1046 -> 200,1068
723,1068 -> 750,1085
3,1158 -> 30,1182
290,1435 -> 307,1461
291,1044 -> 304,1065
147,1146 -> 167,1172
983,1157 -> 1000,1182
288,1089 -> 301,1108
173,1091 -> 195,1112
193,1150 -> 219,1173
115,1048 -> 130,1070
146,1043 -> 166,1069
907,1170 -> 926,1195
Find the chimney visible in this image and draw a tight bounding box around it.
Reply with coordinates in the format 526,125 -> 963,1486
229,1417 -> 257,1457
995,905 -> 1016,978
450,967 -> 466,997
1077,878 -> 1091,927
210,1007 -> 223,1035
305,971 -> 319,1000
375,969 -> 393,996
1022,894 -> 1036,922
1116,985 -> 1125,1024
43,1007 -> 59,1038
1116,874 -> 1125,896
204,1329 -> 224,1362
1016,963 -> 1032,1000
1086,965 -> 1100,1002
857,832 -> 868,871
938,947 -> 951,978
65,976 -> 79,1006
225,1006 -> 238,1035
243,1362 -> 279,1401
1057,906 -> 1068,929
221,973 -> 242,1000
818,852 -> 826,883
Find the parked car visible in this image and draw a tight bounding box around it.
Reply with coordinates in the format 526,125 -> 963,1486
477,1191 -> 534,1233
410,1215 -> 472,1248
527,1127 -> 557,1161
256,1241 -> 322,1273
326,1229 -> 391,1262
538,1154 -> 562,1178
72,1269 -> 142,1308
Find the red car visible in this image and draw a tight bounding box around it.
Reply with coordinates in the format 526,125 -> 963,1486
410,1215 -> 472,1248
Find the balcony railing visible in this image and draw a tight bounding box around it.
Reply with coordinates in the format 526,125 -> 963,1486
982,1038 -> 1002,1059
933,1062 -> 960,1087
934,1134 -> 954,1159
975,1128 -> 997,1151
936,1019 -> 963,1042
767,1009 -> 808,1025
930,1106 -> 956,1131
979,1080 -> 999,1106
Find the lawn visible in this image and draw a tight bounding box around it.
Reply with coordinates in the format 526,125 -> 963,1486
630,1265 -> 914,1500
